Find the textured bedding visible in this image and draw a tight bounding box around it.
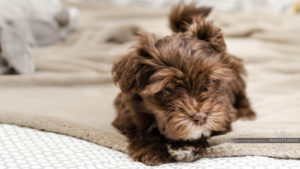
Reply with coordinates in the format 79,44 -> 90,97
1,124 -> 300,169
0,1 -> 300,160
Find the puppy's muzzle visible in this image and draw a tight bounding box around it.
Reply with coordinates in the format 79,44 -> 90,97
193,112 -> 207,125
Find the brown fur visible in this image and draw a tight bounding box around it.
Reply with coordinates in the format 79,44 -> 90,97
112,3 -> 256,165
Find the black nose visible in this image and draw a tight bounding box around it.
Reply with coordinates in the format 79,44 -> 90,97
193,112 -> 207,125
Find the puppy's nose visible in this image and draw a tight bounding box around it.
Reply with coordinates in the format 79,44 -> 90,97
193,112 -> 207,125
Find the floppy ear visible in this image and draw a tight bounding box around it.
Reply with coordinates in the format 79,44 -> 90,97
188,17 -> 226,52
112,31 -> 159,93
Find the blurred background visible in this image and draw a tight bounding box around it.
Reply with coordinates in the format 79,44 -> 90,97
0,0 -> 299,74
70,0 -> 297,12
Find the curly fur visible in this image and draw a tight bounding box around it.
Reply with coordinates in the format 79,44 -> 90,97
112,3 -> 256,165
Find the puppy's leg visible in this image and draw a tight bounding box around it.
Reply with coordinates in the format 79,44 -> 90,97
230,55 -> 256,120
234,91 -> 256,120
114,112 -> 173,165
128,132 -> 174,165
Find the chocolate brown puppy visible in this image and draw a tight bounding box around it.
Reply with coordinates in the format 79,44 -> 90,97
112,3 -> 256,165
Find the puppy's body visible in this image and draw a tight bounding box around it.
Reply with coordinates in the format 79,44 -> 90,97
112,4 -> 255,165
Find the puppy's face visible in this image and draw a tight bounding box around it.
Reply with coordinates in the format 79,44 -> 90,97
113,19 -> 236,141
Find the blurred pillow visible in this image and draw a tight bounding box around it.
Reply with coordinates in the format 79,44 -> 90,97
0,0 -> 78,74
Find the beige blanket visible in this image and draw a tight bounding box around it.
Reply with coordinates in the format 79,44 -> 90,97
1,2 -> 300,159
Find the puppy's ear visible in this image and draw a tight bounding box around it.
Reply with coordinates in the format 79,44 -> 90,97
189,17 -> 226,52
112,31 -> 159,93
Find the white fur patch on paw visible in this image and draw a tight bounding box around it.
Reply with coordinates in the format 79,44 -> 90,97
166,145 -> 199,162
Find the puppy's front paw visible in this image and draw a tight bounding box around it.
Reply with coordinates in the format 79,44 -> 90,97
141,152 -> 172,165
167,144 -> 200,162
129,148 -> 174,166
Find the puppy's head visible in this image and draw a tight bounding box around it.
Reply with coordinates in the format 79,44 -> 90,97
112,17 -> 237,141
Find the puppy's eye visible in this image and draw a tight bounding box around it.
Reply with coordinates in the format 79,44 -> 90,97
162,87 -> 172,96
202,87 -> 208,92
206,78 -> 211,84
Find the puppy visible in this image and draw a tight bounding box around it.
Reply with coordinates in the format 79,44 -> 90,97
112,3 -> 255,165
